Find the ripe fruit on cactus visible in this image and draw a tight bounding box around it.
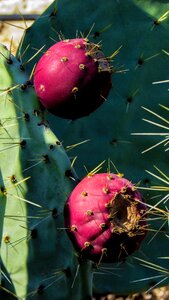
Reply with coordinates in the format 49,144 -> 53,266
65,173 -> 147,263
33,38 -> 112,119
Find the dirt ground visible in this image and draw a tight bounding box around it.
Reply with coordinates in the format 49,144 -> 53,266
92,286 -> 169,300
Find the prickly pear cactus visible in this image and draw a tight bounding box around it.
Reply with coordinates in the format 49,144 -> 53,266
33,38 -> 112,119
0,44 -> 93,299
65,173 -> 147,263
16,0 -> 169,296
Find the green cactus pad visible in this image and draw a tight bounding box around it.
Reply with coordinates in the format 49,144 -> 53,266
0,43 -> 94,300
14,0 -> 169,296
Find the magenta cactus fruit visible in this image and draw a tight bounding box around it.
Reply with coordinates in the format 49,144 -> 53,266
33,38 -> 112,119
65,173 -> 147,263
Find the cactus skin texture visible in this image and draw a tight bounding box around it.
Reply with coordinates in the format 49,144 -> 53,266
7,0 -> 169,296
0,44 -> 94,300
0,171 -> 16,299
34,38 -> 112,119
65,173 -> 147,263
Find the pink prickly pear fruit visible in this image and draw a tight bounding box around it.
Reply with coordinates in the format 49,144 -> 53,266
64,173 -> 147,263
33,38 -> 112,120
